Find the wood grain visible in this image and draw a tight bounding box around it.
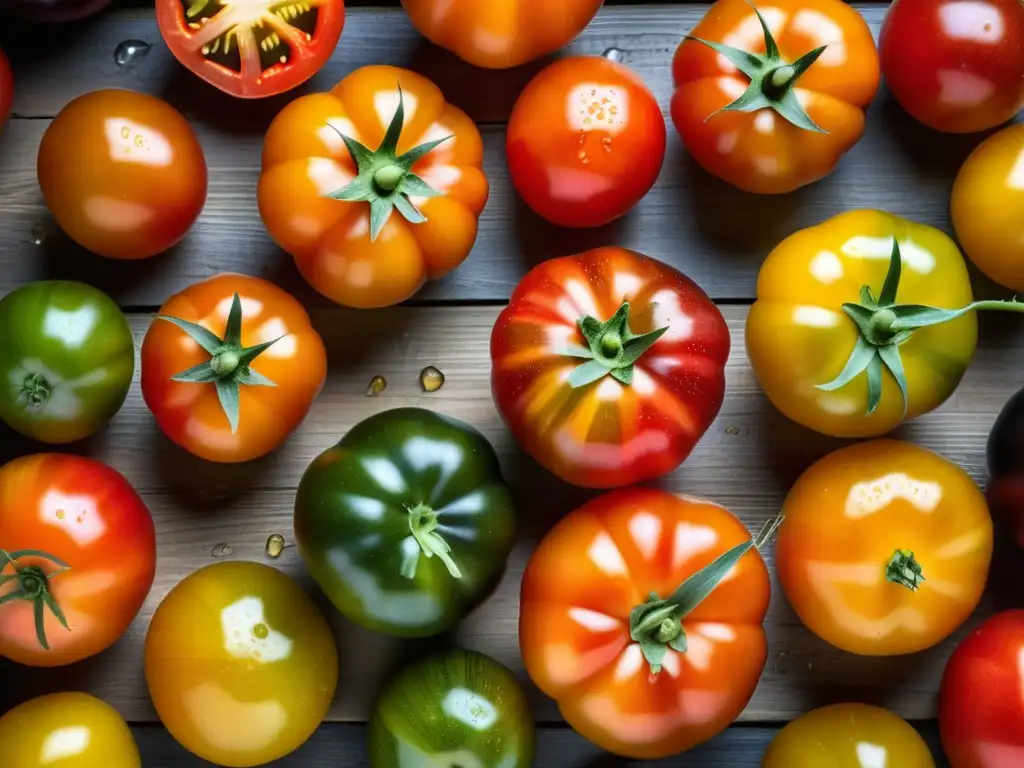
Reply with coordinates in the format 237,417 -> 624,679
0,5 -> 1017,305
2,305 -> 1022,724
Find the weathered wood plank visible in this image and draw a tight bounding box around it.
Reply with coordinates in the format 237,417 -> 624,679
2,305 -> 1021,724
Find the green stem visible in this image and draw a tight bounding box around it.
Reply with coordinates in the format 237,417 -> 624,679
653,618 -> 681,643
886,548 -> 925,591
768,64 -> 796,90
868,308 -> 899,343
21,373 -> 51,409
211,350 -> 240,377
0,549 -> 71,650
373,165 -> 406,192
600,333 -> 622,358
403,504 -> 462,580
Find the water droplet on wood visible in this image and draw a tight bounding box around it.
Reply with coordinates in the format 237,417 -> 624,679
365,375 -> 387,397
114,40 -> 152,69
725,426 -> 740,435
30,220 -> 49,245
602,47 -> 624,63
420,366 -> 445,392
212,542 -> 233,558
265,533 -> 285,558
773,651 -> 792,674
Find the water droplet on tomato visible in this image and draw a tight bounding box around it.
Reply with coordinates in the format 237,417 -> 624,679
113,40 -> 152,69
265,533 -> 285,558
773,651 -> 792,674
420,366 -> 445,392
212,542 -> 233,558
366,375 -> 387,397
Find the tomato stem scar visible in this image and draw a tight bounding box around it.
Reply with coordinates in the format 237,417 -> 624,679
402,503 -> 462,580
0,549 -> 72,650
886,548 -> 926,591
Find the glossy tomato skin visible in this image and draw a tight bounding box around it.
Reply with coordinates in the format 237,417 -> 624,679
145,561 -> 338,768
939,610 -> 1024,767
763,703 -> 936,767
369,649 -> 536,767
747,210 -> 977,438
776,440 -> 993,656
37,89 -> 207,260
987,387 -> 1024,550
259,65 -> 489,309
491,247 -> 729,489
141,273 -> 326,463
880,0 -> 1024,134
520,488 -> 770,759
671,0 -> 879,194
951,124 -> 1024,292
401,0 -> 603,69
0,281 -> 134,444
0,692 -> 141,767
507,55 -> 666,228
0,47 -> 12,128
294,408 -> 517,638
156,0 -> 345,98
0,454 -> 156,667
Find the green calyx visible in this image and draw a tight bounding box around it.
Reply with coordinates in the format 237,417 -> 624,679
401,503 -> 462,581
325,83 -> 453,241
21,373 -> 51,409
157,292 -> 283,435
886,548 -> 925,592
629,515 -> 783,674
564,302 -> 668,388
0,549 -> 71,650
818,238 -> 1024,416
687,2 -> 827,132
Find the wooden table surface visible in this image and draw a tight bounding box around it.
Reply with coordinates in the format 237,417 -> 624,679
1,0 -> 1020,765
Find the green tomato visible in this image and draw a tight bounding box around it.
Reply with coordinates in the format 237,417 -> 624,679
293,407 -> 517,637
0,281 -> 135,443
369,649 -> 536,768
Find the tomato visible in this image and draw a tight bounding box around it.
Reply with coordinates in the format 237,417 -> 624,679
0,47 -> 12,128
400,0 -> 603,70
776,439 -> 993,656
0,454 -> 156,667
491,247 -> 729,489
156,0 -> 345,98
141,273 -> 326,464
258,65 -> 489,309
0,281 -> 135,444
145,560 -> 338,768
369,649 -> 535,767
294,408 -> 517,638
763,703 -> 936,767
746,209 -> 1024,438
987,387 -> 1024,550
951,124 -> 1024,292
37,89 -> 207,261
506,54 -> 666,228
0,692 -> 141,767
879,0 -> 1024,134
939,610 -> 1024,767
520,488 -> 774,759
671,0 -> 879,194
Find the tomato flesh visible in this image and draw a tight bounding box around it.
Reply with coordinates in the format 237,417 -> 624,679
156,0 -> 345,98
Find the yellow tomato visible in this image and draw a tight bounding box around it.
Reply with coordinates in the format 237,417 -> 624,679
763,703 -> 936,767
951,123 -> 1024,293
144,561 -> 339,767
747,209 -> 979,438
0,692 -> 141,767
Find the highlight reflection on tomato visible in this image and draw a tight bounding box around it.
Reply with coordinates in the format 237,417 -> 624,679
37,89 -> 208,260
145,561 -> 338,768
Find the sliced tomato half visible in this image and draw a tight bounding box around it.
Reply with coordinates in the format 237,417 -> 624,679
156,0 -> 345,99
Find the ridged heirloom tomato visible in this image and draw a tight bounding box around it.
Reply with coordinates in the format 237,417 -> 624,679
258,65 -> 488,309
141,273 -> 326,463
491,247 -> 729,489
520,488 -> 775,759
400,0 -> 603,69
0,454 -> 156,667
671,0 -> 879,194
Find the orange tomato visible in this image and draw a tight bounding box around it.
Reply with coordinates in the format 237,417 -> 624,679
671,0 -> 879,193
258,65 -> 488,309
400,0 -> 604,69
776,439 -> 993,656
140,273 -> 326,463
0,454 -> 156,668
520,487 -> 772,759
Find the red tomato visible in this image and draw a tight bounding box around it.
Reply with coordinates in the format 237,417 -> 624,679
939,610 -> 1024,767
156,0 -> 345,98
491,247 -> 729,489
880,0 -> 1024,133
0,47 -> 12,128
37,89 -> 207,260
0,454 -> 156,667
506,54 -> 666,228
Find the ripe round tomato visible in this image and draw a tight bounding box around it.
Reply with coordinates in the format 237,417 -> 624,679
951,123 -> 1024,292
939,610 -> 1024,767
145,561 -> 339,767
0,47 -> 12,128
141,273 -> 327,463
0,454 -> 156,667
156,0 -> 345,98
37,89 -> 207,260
776,440 -> 993,656
506,54 -> 666,228
879,0 -> 1024,133
0,692 -> 141,768
764,703 -> 936,767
